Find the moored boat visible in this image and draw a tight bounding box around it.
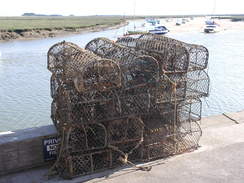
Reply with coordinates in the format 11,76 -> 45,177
146,18 -> 160,25
148,26 -> 169,35
204,19 -> 220,33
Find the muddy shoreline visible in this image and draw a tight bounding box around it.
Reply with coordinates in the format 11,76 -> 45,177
0,21 -> 128,42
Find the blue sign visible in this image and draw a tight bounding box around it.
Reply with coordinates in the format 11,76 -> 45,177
43,136 -> 60,161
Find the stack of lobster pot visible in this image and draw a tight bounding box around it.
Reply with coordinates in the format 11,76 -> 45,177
47,33 -> 210,179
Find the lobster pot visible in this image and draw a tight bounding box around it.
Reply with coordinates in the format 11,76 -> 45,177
59,149 -> 113,179
147,75 -> 187,109
118,92 -> 151,116
135,40 -> 189,73
154,70 -> 209,106
121,56 -> 159,88
177,98 -> 202,123
143,140 -> 176,161
50,88 -> 74,129
85,38 -> 160,88
71,89 -> 123,123
48,41 -> 122,92
142,120 -> 201,161
135,33 -> 209,71
107,117 -> 144,145
63,123 -> 107,153
143,117 -> 170,145
71,58 -> 121,93
106,117 -> 144,164
158,73 -> 187,103
51,88 -> 89,127
68,101 -> 111,123
48,42 -> 82,75
116,36 -> 190,73
158,70 -> 210,102
51,86 -> 124,126
142,116 -> 176,160
186,70 -> 210,98
186,44 -> 208,71
175,121 -> 202,153
50,87 -> 113,127
151,97 -> 202,126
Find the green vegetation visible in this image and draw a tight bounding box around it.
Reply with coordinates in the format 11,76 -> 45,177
0,16 -> 125,31
127,30 -> 147,35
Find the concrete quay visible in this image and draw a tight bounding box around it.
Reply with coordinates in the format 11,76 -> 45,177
0,110 -> 244,183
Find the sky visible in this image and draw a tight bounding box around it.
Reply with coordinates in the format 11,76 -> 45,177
0,0 -> 243,16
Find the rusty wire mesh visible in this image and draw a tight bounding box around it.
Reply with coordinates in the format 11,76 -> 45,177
47,34 -> 209,179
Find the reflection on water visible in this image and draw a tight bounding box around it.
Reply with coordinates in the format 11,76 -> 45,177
0,21 -> 244,132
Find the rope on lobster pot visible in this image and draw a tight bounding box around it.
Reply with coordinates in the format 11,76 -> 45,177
47,125 -> 66,178
118,153 -> 152,172
108,144 -> 152,172
108,117 -> 152,172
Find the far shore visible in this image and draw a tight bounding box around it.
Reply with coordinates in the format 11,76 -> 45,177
0,16 -> 127,42
1,16 -> 244,42
0,21 -> 128,42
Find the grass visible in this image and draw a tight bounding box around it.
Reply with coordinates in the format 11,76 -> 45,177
0,16 -> 125,31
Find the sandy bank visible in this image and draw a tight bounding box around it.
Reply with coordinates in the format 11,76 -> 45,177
0,21 -> 128,42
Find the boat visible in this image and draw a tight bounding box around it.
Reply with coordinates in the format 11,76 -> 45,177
204,1 -> 220,33
146,18 -> 160,25
203,20 -> 220,33
204,24 -> 220,33
148,26 -> 169,35
176,18 -> 181,26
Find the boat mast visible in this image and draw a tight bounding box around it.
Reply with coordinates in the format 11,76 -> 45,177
133,0 -> 136,31
213,0 -> 216,15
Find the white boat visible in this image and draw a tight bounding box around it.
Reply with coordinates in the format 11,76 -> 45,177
204,24 -> 220,33
176,18 -> 181,26
204,0 -> 220,33
148,26 -> 169,35
204,20 -> 220,33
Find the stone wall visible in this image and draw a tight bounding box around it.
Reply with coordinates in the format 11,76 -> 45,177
0,125 -> 57,176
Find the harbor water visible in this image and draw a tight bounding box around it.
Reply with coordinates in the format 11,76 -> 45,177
1,20 -> 244,132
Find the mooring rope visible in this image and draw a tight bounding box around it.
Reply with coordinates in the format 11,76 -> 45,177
222,113 -> 239,124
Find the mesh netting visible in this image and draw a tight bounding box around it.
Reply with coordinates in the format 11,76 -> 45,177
47,34 -> 210,179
